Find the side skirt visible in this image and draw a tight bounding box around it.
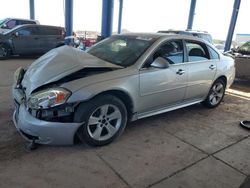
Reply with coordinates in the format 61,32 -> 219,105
131,99 -> 203,121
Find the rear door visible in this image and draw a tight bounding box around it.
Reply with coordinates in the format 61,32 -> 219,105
183,40 -> 218,101
37,26 -> 63,53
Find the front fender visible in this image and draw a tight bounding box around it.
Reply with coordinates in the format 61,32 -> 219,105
64,74 -> 139,112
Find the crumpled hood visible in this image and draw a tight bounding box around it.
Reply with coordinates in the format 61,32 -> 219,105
22,45 -> 122,95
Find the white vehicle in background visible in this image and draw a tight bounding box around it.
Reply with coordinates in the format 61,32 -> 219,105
0,18 -> 39,33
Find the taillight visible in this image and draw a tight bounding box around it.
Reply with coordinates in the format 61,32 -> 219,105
61,29 -> 65,39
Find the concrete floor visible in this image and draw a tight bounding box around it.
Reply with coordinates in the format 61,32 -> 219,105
0,58 -> 250,188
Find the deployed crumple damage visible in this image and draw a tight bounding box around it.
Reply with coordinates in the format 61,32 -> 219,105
22,46 -> 122,95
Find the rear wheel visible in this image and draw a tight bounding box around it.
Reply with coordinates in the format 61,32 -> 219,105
0,44 -> 10,60
74,94 -> 127,146
202,79 -> 226,108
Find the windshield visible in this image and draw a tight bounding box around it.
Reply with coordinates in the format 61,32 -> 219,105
87,35 -> 156,67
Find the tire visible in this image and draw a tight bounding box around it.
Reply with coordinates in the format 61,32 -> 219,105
74,94 -> 127,146
0,44 -> 10,60
202,79 -> 226,108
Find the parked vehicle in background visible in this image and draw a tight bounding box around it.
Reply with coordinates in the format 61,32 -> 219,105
77,36 -> 97,50
0,24 -> 65,59
233,41 -> 250,56
12,33 -> 235,146
0,18 -> 39,33
158,30 -> 213,44
232,41 -> 250,79
236,34 -> 250,47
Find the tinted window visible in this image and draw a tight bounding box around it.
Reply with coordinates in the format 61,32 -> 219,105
88,35 -> 156,67
154,40 -> 184,64
208,46 -> 219,59
186,41 -> 210,62
17,28 -> 34,36
6,20 -> 17,29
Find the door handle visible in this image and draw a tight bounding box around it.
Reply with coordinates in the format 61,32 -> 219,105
176,69 -> 185,75
209,65 -> 216,70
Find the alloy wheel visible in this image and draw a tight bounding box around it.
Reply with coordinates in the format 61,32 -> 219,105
209,82 -> 224,105
0,46 -> 7,58
87,104 -> 122,141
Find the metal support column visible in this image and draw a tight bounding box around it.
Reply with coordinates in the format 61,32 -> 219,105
118,0 -> 123,34
224,0 -> 241,52
29,0 -> 35,20
187,0 -> 197,30
65,0 -> 73,45
101,0 -> 114,38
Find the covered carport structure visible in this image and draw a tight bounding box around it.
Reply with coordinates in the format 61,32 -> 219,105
0,1 -> 249,188
28,0 -> 241,51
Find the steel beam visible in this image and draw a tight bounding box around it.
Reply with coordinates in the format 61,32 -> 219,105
224,0 -> 241,51
29,0 -> 35,20
187,0 -> 197,30
101,0 -> 114,38
118,0 -> 123,34
65,0 -> 73,45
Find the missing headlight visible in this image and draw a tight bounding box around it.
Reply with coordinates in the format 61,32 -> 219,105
29,104 -> 76,123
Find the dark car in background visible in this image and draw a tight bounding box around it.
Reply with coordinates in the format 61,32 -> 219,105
0,24 -> 65,59
232,41 -> 250,79
158,30 -> 213,44
0,18 -> 39,33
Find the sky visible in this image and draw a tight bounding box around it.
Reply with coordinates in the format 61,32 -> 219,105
0,0 -> 249,40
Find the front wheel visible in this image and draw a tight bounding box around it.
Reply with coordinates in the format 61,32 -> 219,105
202,79 -> 226,108
74,95 -> 127,146
0,44 -> 10,60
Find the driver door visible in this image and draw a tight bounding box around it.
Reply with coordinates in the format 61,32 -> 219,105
138,40 -> 188,113
11,26 -> 40,54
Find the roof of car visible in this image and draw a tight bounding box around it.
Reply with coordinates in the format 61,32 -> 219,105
12,24 -> 64,30
158,30 -> 210,34
5,17 -> 38,22
116,32 -> 211,44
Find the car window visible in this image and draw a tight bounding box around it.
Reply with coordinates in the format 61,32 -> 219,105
185,41 -> 210,62
87,35 -> 156,67
6,20 -> 17,29
17,28 -> 34,36
208,46 -> 220,60
153,40 -> 184,64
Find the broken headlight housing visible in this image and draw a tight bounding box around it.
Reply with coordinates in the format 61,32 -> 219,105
27,88 -> 71,110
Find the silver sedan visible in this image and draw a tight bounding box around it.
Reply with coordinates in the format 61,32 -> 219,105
12,33 -> 235,146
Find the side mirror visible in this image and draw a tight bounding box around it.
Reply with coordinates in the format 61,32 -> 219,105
151,57 -> 170,69
14,32 -> 19,37
1,23 -> 8,29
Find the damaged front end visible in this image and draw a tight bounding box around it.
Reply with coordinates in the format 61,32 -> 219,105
12,46 -> 123,145
26,67 -> 114,123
